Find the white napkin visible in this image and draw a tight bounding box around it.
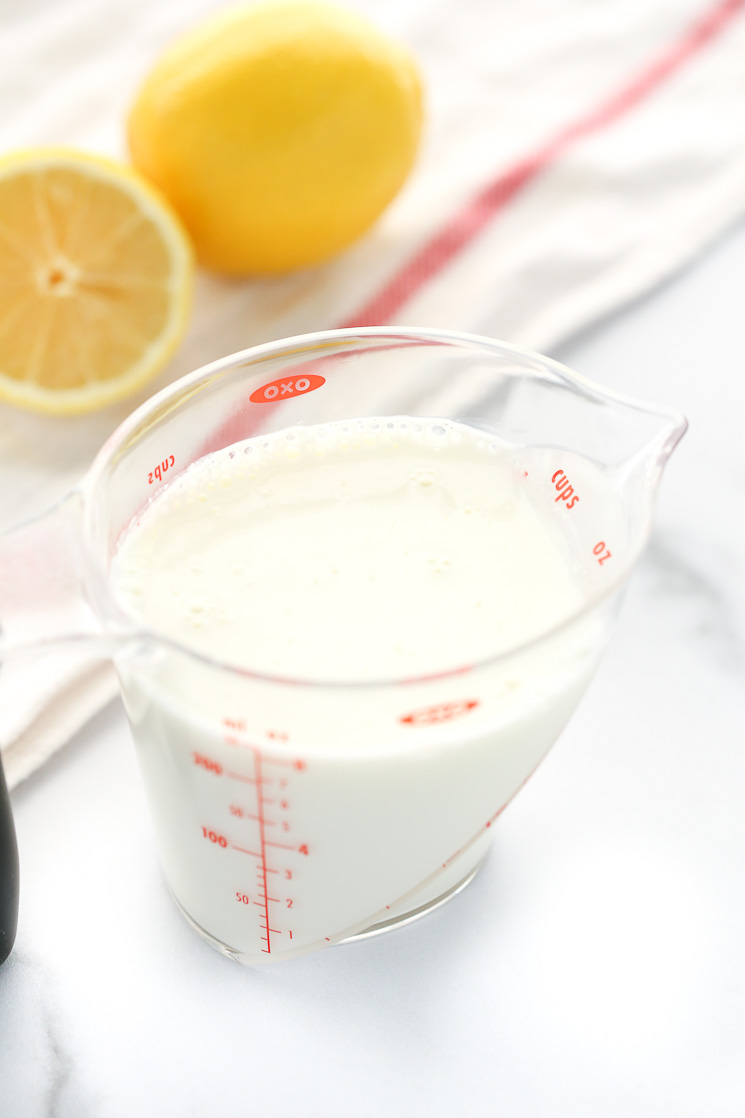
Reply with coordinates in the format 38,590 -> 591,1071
2,0 -> 745,788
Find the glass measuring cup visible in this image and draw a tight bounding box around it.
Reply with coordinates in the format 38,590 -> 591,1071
0,328 -> 686,963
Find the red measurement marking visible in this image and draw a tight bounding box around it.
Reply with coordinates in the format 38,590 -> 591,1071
253,749 -> 273,954
232,845 -> 262,858
249,373 -> 325,405
223,717 -> 246,730
148,454 -> 175,486
222,717 -> 260,750
593,541 -> 612,565
192,752 -> 222,774
400,698 -> 479,726
551,469 -> 580,510
258,755 -> 308,770
202,827 -> 228,847
220,719 -> 243,746
437,753 -> 552,881
228,744 -> 307,954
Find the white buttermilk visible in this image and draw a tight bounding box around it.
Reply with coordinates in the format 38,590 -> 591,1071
110,418 -> 605,960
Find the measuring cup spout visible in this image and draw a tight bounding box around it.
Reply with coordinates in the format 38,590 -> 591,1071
0,492 -> 114,662
625,401 -> 687,477
603,390 -> 688,548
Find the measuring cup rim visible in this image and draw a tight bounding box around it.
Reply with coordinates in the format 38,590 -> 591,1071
80,326 -> 688,690
89,327 -> 688,466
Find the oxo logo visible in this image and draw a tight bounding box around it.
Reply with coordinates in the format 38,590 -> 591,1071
400,699 -> 479,726
249,373 -> 325,404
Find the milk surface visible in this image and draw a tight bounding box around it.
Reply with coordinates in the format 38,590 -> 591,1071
111,418 -> 608,961
112,418 -> 583,679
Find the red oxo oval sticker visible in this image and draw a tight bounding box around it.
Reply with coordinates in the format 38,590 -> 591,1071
249,373 -> 325,404
400,699 -> 479,726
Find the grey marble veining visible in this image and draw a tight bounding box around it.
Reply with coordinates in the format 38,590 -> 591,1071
0,949 -> 92,1118
642,531 -> 744,671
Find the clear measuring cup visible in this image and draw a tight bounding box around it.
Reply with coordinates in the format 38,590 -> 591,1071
0,328 -> 686,963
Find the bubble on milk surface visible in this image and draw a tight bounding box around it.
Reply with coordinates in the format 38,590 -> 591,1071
109,411 -> 601,714
173,418 -> 478,484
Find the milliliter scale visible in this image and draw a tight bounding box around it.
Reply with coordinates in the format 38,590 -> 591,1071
196,723 -> 310,956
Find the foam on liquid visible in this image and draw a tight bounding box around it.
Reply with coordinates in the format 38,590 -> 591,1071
111,417 -> 584,679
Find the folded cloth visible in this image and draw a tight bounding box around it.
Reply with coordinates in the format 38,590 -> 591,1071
2,0 -> 745,788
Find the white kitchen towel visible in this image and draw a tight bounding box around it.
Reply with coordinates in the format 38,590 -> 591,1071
2,0 -> 745,787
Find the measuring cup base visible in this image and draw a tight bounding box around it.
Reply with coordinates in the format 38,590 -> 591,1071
167,891 -> 257,965
167,851 -> 488,965
341,853 -> 487,946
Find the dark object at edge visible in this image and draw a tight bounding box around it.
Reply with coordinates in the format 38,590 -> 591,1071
0,749 -> 19,965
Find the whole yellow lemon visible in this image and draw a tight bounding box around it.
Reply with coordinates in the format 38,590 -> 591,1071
127,1 -> 423,274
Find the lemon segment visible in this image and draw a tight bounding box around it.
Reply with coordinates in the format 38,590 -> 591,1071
127,1 -> 423,274
0,149 -> 193,415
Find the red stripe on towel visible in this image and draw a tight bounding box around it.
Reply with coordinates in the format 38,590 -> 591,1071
338,0 -> 744,327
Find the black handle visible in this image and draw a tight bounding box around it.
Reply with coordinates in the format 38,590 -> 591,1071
0,750 -> 19,966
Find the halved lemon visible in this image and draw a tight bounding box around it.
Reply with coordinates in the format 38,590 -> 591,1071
0,149 -> 193,415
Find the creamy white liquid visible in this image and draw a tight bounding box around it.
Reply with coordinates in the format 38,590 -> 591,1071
112,418 -> 584,679
112,418 -> 607,962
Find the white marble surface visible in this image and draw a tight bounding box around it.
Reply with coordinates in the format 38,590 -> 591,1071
2,221 -> 745,1117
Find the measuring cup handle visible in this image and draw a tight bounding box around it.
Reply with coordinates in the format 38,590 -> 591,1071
0,491 -> 104,660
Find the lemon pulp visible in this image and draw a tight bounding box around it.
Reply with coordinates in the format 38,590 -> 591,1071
0,149 -> 193,415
